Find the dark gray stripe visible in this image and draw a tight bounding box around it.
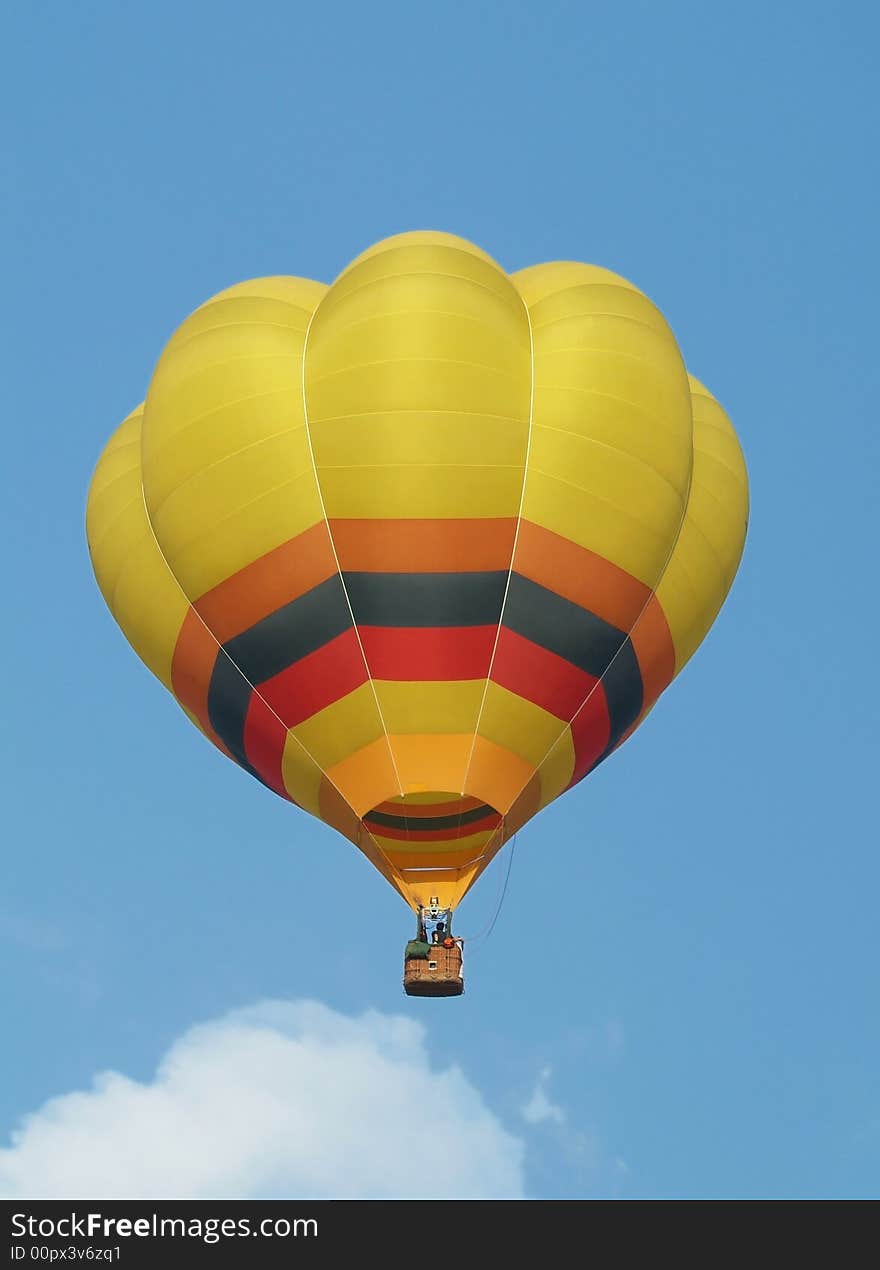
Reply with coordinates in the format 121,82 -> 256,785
503,574 -> 644,763
342,571 -> 507,627
364,804 -> 497,832
206,650 -> 274,789
223,574 -> 352,686
595,638 -> 644,762
503,573 -> 625,676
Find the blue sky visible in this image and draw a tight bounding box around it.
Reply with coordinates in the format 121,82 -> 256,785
2,0 -> 878,1199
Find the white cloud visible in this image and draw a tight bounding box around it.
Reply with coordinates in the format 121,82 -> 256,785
0,1000 -> 525,1200
521,1066 -> 566,1127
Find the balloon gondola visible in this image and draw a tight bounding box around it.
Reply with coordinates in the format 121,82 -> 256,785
86,231 -> 748,996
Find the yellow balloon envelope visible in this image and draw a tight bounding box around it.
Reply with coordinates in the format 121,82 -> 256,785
86,231 -> 748,914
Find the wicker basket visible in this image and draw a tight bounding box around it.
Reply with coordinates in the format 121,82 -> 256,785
403,942 -> 464,997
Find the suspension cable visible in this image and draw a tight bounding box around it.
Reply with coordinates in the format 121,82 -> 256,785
457,834 -> 518,947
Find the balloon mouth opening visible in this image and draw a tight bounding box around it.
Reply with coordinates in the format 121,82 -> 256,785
361,790 -> 503,844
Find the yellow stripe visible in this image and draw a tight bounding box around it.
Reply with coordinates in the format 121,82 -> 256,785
373,826 -> 497,859
289,683 -> 383,772
375,680 -> 483,735
478,682 -> 573,772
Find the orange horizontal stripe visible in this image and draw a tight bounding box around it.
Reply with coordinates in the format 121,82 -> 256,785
362,814 -> 502,842
515,520 -> 650,633
171,609 -> 231,759
194,520 -> 336,643
630,595 -> 676,711
329,517 -> 517,572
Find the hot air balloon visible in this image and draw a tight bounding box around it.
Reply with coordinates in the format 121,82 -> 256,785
86,231 -> 748,997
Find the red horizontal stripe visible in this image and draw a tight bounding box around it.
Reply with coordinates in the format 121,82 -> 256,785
257,628 -> 368,726
243,693 -> 294,801
568,687 -> 612,787
491,627 -> 599,721
372,796 -> 486,819
364,813 -> 502,843
359,625 -> 496,681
